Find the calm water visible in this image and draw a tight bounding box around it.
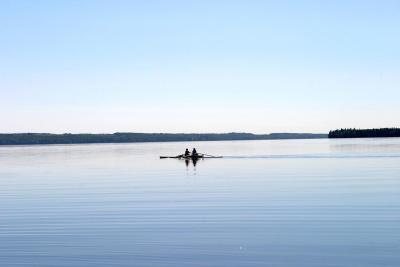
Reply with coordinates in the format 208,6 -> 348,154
1,138 -> 400,267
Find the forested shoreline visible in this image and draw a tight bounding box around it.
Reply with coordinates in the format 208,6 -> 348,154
3,128 -> 399,145
329,128 -> 400,138
0,132 -> 327,146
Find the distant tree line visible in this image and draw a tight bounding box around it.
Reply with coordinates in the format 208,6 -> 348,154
329,128 -> 400,138
0,132 -> 327,145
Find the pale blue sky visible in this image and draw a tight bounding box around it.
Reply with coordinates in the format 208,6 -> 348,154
1,0 -> 399,133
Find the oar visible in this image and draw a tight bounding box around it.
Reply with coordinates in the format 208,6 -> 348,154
160,154 -> 184,159
200,153 -> 222,158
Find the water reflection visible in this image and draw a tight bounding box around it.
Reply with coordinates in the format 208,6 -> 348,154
329,138 -> 400,153
184,158 -> 198,167
1,139 -> 400,267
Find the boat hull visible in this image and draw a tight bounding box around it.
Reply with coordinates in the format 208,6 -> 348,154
160,155 -> 204,159
160,154 -> 222,159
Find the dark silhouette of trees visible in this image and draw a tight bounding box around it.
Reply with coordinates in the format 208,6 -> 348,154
329,128 -> 400,138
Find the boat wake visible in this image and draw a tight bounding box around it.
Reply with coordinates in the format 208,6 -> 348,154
223,153 -> 400,159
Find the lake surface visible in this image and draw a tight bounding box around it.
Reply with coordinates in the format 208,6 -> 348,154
1,138 -> 400,267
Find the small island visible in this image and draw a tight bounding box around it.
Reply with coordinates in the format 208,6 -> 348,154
329,128 -> 400,138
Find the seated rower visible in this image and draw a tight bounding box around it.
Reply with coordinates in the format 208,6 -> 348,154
192,148 -> 198,157
184,148 -> 190,157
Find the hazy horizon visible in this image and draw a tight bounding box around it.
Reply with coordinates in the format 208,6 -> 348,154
1,1 -> 399,133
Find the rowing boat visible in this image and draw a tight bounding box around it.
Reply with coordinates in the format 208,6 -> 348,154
160,154 -> 222,159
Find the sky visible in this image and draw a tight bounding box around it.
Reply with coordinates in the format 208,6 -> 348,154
1,0 -> 399,134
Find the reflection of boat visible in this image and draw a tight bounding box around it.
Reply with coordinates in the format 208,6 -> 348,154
160,154 -> 222,159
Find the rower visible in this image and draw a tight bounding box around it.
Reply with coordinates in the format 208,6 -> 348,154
192,148 -> 198,157
184,148 -> 190,157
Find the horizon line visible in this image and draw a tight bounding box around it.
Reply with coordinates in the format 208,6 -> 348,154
0,132 -> 328,135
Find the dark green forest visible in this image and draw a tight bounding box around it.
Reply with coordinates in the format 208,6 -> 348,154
329,128 -> 400,138
0,132 -> 327,145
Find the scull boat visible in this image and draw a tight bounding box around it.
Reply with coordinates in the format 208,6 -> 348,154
160,154 -> 222,159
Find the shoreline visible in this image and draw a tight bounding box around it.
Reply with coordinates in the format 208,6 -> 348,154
0,132 -> 328,146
